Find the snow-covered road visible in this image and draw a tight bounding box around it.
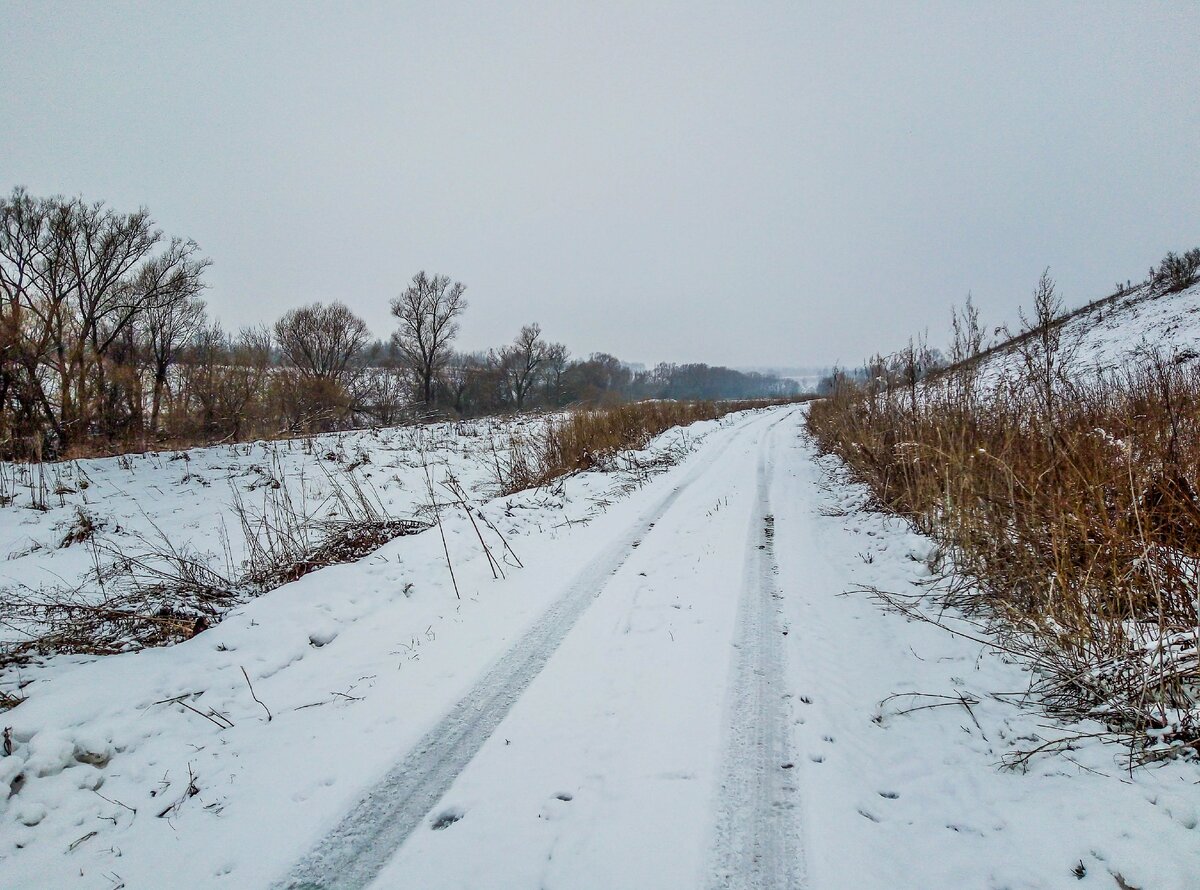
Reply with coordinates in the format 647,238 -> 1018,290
4,405 -> 1198,889
284,405 -> 1200,890
284,408 -> 803,889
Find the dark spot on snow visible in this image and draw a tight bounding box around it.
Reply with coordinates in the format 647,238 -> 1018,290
799,696 -> 812,704
879,791 -> 899,799
858,809 -> 880,823
555,793 -> 573,802
823,735 -> 835,743
431,809 -> 463,830
781,762 -> 794,770
809,754 -> 824,763
309,630 -> 338,648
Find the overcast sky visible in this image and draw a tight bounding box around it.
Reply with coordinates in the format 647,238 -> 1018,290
3,2 -> 1198,369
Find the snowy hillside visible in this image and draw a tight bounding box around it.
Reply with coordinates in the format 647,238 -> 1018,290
975,279 -> 1200,385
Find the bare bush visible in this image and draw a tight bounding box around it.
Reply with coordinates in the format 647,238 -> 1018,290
1153,248 -> 1200,293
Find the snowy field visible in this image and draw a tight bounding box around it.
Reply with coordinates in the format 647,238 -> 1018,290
0,406 -> 1196,889
0,416 -> 549,651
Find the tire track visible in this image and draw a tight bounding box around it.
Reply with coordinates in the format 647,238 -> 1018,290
708,416 -> 804,889
276,410 -> 782,890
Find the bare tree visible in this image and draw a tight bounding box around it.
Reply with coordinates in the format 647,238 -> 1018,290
176,324 -> 272,441
541,341 -> 569,404
142,293 -> 206,432
0,188 -> 208,454
442,351 -> 494,416
500,323 -> 548,411
274,301 -> 369,383
0,189 -> 67,451
62,200 -> 207,447
390,271 -> 467,406
561,352 -> 630,403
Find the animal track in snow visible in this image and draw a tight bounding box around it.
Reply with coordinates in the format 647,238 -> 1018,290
431,809 -> 463,830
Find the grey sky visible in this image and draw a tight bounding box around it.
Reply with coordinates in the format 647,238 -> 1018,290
3,1 -> 1197,368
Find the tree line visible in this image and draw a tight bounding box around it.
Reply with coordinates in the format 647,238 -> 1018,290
0,189 -> 798,459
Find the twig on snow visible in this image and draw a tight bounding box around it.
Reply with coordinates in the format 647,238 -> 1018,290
241,666 -> 272,722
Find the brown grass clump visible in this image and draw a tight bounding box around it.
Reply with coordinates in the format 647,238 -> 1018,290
808,350 -> 1200,757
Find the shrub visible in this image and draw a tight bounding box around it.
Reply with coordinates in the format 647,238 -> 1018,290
1154,248 -> 1200,293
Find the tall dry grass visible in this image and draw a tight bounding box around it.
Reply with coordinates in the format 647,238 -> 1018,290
499,398 -> 804,493
808,352 -> 1200,756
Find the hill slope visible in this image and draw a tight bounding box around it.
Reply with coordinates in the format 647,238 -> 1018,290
969,278 -> 1200,386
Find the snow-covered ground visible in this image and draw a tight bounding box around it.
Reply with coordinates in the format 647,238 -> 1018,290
0,416 -> 543,648
1,406 -> 1197,888
977,279 -> 1200,387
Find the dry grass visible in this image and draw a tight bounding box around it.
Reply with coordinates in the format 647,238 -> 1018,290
498,398 -> 806,494
0,454 -> 427,668
808,351 -> 1200,757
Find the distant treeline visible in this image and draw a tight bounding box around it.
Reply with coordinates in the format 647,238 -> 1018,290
0,188 -> 797,460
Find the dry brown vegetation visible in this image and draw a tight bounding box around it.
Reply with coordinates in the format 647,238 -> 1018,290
809,341 -> 1200,758
500,398 -> 808,494
0,453 -> 428,672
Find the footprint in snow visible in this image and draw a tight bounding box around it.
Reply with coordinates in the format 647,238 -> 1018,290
431,809 -> 463,830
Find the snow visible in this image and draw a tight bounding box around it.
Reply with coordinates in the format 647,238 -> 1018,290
0,405 -> 1197,888
977,280 -> 1200,387
0,417 -> 541,647
780,447 -> 1199,889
